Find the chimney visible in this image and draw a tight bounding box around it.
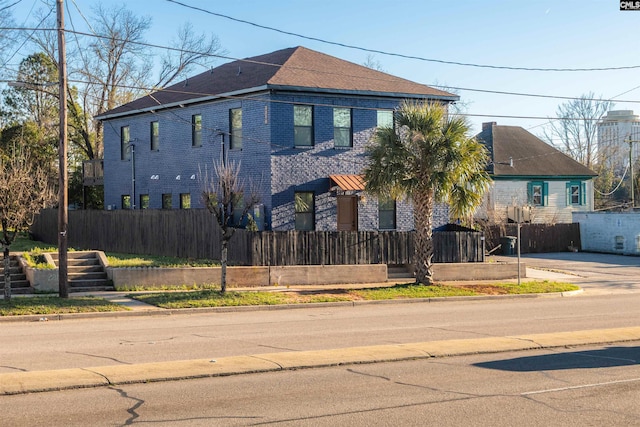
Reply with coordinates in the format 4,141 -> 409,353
482,122 -> 497,131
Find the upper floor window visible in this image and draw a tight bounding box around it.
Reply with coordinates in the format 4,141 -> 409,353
230,108 -> 243,150
527,181 -> 548,206
294,105 -> 313,147
334,108 -> 352,148
377,110 -> 394,129
567,181 -> 586,206
192,114 -> 202,147
150,121 -> 159,151
294,191 -> 315,230
378,196 -> 396,230
120,126 -> 130,160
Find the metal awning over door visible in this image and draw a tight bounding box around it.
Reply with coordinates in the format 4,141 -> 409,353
329,174 -> 365,191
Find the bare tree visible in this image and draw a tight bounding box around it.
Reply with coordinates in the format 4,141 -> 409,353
0,150 -> 55,300
201,160 -> 260,293
542,93 -> 613,169
362,54 -> 385,72
155,22 -> 226,88
0,0 -> 16,80
77,4 -> 152,160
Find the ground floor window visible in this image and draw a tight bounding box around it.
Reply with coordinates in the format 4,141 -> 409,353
180,193 -> 191,209
121,195 -> 131,210
162,193 -> 172,209
527,181 -> 548,206
139,194 -> 149,209
566,181 -> 586,206
378,197 -> 396,230
294,192 -> 314,231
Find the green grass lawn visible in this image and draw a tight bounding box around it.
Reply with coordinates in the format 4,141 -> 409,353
0,281 -> 579,316
0,296 -> 129,316
131,281 -> 580,309
10,233 -> 219,268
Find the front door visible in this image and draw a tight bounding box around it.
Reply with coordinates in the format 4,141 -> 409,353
337,195 -> 358,231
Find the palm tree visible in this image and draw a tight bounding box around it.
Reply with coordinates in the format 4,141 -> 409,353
364,101 -> 490,285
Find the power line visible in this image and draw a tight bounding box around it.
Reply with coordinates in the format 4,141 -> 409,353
0,0 -> 23,13
0,8 -> 53,75
165,0 -> 640,73
4,24 -> 640,109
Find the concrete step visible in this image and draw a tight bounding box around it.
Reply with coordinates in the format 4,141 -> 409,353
67,265 -> 104,273
68,286 -> 115,293
69,272 -> 108,281
0,273 -> 27,282
0,280 -> 31,289
387,265 -> 413,279
66,258 -> 100,267
69,278 -> 111,288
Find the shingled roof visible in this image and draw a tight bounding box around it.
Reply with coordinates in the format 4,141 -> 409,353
477,122 -> 597,178
97,46 -> 458,119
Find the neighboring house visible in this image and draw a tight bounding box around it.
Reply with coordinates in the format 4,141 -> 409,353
475,122 -> 597,224
96,46 -> 457,231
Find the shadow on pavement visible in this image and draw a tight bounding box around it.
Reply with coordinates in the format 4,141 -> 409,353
474,345 -> 640,371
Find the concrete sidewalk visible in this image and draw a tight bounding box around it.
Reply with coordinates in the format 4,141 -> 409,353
2,325 -> 640,395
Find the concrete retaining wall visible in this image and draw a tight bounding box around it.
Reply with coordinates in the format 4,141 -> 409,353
108,264 -> 389,289
432,262 -> 524,281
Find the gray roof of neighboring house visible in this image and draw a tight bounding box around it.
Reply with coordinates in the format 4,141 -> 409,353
97,46 -> 458,120
476,122 -> 597,178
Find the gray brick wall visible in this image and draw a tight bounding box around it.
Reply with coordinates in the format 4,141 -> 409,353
102,92 -> 449,231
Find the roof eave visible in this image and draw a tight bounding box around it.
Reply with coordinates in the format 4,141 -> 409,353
95,85 -> 271,121
268,84 -> 459,102
492,174 -> 597,180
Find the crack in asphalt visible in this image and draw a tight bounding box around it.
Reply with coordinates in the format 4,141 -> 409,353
346,367 -> 482,398
109,386 -> 145,426
0,365 -> 28,372
65,351 -> 133,365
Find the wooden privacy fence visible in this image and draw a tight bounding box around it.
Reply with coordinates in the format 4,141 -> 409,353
30,209 -> 485,266
483,223 -> 581,254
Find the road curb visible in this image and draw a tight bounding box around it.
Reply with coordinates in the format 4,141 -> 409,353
2,325 -> 640,395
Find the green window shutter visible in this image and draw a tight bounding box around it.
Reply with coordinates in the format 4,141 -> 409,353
566,182 -> 571,206
581,182 -> 587,206
543,182 -> 549,206
527,182 -> 533,205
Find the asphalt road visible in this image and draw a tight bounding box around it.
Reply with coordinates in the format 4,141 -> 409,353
4,343 -> 640,426
3,291 -> 640,374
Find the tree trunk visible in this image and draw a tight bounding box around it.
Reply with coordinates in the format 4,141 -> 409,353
220,238 -> 228,294
3,247 -> 11,301
413,188 -> 435,285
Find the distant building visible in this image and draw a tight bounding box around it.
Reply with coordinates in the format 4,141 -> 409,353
476,122 -> 597,224
597,110 -> 640,173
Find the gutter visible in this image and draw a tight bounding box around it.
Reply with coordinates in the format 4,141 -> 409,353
95,86 -> 271,121
96,84 -> 459,121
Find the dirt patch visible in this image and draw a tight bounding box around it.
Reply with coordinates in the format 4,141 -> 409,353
454,285 -> 510,295
286,289 -> 364,303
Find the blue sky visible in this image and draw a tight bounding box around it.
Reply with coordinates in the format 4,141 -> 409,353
8,0 -> 640,135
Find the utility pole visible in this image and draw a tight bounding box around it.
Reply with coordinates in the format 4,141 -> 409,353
57,0 -> 69,298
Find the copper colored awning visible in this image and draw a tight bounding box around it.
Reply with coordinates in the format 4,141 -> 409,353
329,174 -> 365,191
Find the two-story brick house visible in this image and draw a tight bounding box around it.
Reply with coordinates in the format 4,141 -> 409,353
97,46 -> 457,231
475,122 -> 597,224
